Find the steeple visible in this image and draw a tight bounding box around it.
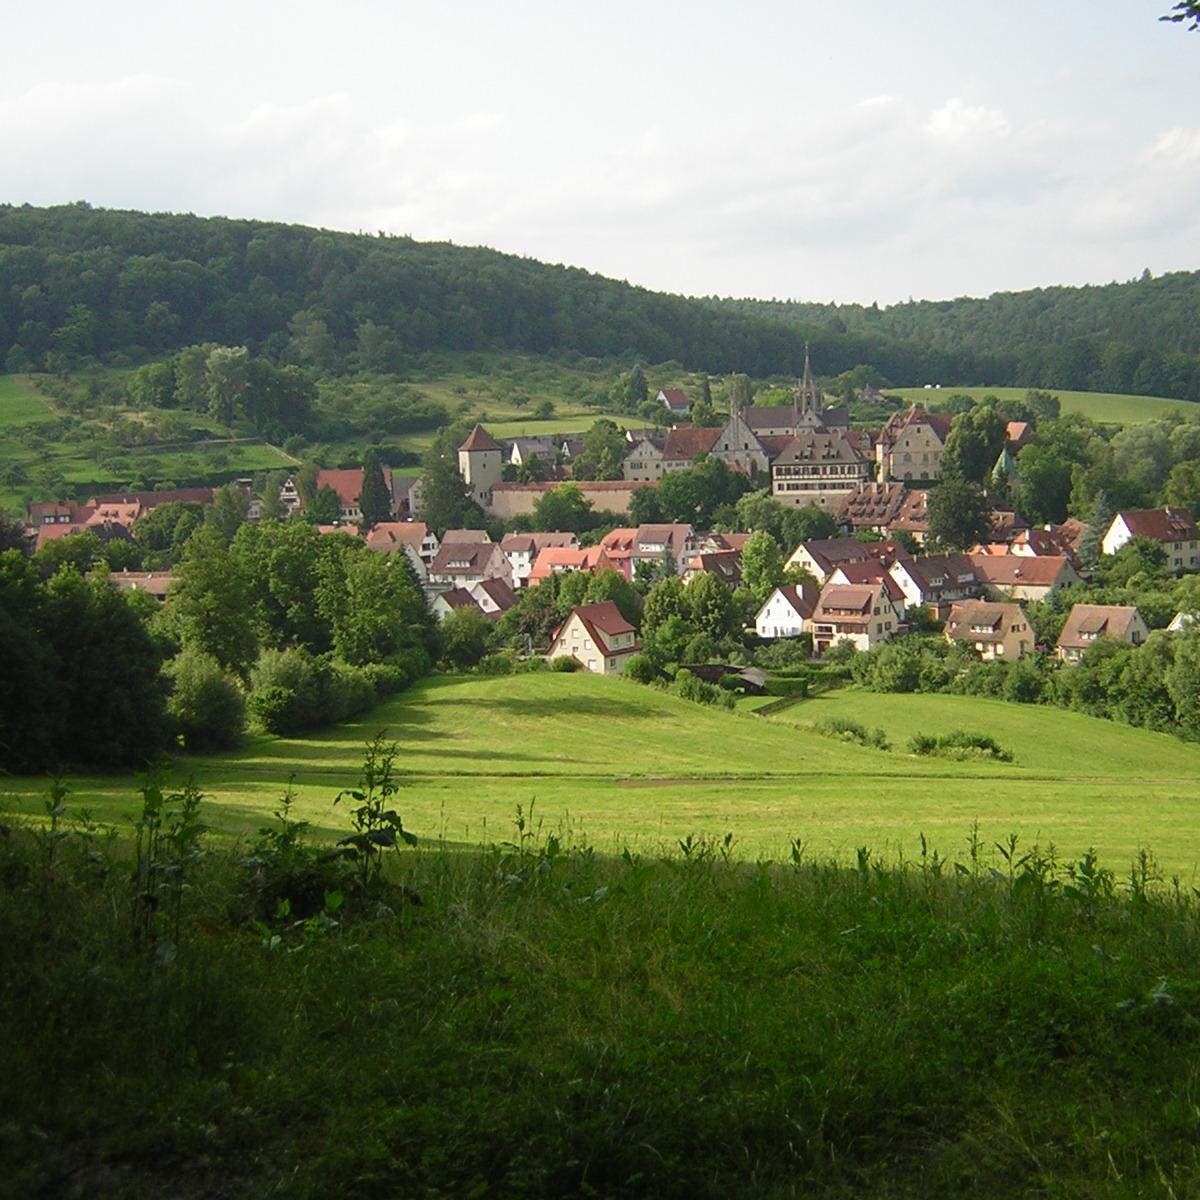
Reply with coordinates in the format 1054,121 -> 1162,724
794,344 -> 820,419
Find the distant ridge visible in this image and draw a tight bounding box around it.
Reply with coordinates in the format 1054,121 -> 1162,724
1,203 -> 1198,399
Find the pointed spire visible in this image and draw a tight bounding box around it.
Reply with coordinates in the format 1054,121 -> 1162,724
795,343 -> 820,418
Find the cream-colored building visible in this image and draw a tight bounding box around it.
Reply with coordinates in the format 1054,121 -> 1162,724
944,601 -> 1032,661
545,601 -> 640,674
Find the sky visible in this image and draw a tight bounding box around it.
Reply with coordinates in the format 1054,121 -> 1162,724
3,1 -> 1198,305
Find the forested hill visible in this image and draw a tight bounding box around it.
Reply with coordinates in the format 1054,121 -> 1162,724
713,270 -> 1200,399
2,202 -> 1199,400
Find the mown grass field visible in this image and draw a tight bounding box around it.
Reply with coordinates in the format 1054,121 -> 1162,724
7,674 -> 1200,878
0,374 -> 56,427
891,384 -> 1198,424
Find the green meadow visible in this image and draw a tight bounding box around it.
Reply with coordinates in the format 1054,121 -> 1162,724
8,673 -> 1200,878
0,374 -> 57,426
891,384 -> 1199,424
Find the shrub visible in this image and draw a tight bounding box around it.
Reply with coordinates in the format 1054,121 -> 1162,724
811,717 -> 890,751
513,656 -> 550,674
672,668 -> 735,709
477,653 -> 515,676
361,661 -> 410,698
324,662 -> 376,724
907,729 -> 1013,762
165,646 -> 246,750
249,648 -> 326,733
623,652 -> 661,684
551,655 -> 582,672
763,676 -> 809,698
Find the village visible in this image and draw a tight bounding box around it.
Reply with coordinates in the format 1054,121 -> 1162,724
20,364 -> 1200,682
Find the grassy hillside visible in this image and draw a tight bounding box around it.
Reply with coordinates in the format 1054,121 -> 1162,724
7,674 -> 1200,876
891,384 -> 1199,424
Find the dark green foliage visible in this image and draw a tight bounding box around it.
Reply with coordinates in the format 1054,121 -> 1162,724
908,730 -> 1013,761
0,555 -> 168,770
926,476 -> 993,551
438,606 -> 493,671
671,667 -> 735,709
811,717 -> 890,749
247,647 -> 380,735
165,646 -> 246,750
622,652 -> 661,684
357,446 -> 392,529
551,654 -> 582,672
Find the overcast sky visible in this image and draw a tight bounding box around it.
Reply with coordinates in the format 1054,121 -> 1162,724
4,1 -> 1198,304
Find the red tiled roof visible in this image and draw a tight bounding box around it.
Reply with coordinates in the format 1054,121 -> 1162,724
1116,507 -> 1200,543
569,600 -> 636,638
364,521 -> 429,551
967,554 -> 1073,588
1057,604 -> 1144,650
662,426 -> 721,462
459,424 -> 501,452
777,582 -> 820,619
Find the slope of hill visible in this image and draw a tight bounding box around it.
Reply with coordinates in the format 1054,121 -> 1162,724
7,673 -> 1200,874
4,202 -> 1199,402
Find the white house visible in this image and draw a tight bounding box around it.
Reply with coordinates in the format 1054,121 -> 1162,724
546,601 -> 641,675
754,583 -> 820,640
1102,508 -> 1200,574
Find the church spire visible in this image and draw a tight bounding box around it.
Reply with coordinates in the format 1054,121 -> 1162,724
795,344 -> 820,417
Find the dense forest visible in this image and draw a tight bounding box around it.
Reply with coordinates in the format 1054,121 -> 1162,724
714,271 -> 1200,400
3,202 -> 1199,398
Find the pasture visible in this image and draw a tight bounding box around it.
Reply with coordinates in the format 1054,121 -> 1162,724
7,673 -> 1200,877
891,384 -> 1199,424
0,374 -> 56,427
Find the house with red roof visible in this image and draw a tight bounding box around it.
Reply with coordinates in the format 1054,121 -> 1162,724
500,531 -> 579,587
657,388 -> 690,418
810,581 -> 903,655
546,601 -> 641,675
967,553 -> 1080,602
1102,508 -> 1200,574
428,540 -> 512,590
528,545 -> 612,585
1057,605 -> 1149,663
307,467 -> 396,524
754,583 -> 820,639
944,600 -> 1032,661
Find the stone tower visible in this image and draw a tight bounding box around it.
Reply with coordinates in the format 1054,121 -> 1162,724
457,424 -> 503,506
793,344 -> 821,425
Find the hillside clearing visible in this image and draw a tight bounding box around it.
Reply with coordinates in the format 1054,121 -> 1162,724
891,384 -> 1198,424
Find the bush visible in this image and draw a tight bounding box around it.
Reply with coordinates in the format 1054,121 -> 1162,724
810,717 -> 890,751
551,655 -> 582,672
623,652 -> 661,684
249,648 -> 326,733
165,646 -> 246,750
477,653 -> 515,675
324,662 -> 376,724
513,656 -> 550,674
361,661 -> 410,699
672,668 -> 735,709
754,636 -> 812,670
907,729 -> 1013,762
763,676 -> 809,698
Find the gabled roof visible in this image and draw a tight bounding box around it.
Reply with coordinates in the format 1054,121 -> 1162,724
364,522 -> 431,552
773,430 -> 864,465
894,553 -> 979,592
685,552 -> 742,586
430,541 -> 497,575
890,488 -> 930,532
312,468 -> 393,509
945,600 -> 1026,644
658,388 -> 689,410
831,560 -> 906,602
1057,604 -> 1144,649
778,583 -> 820,619
568,600 -> 636,638
1114,507 -> 1200,543
459,424 -> 500,452
436,588 -> 482,612
473,576 -> 517,611
443,529 -> 491,543
500,531 -> 578,554
967,553 -> 1073,588
880,405 -> 952,448
838,482 -> 908,526
662,425 -> 721,462
740,405 -> 799,431
813,583 -> 878,621
794,537 -> 907,576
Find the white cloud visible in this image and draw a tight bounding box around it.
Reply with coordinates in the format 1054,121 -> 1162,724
927,98 -> 1011,145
